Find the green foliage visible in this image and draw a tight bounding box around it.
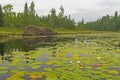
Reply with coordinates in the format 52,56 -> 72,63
24,2 -> 29,15
1,1 -> 75,30
29,1 -> 35,15
2,1 -> 120,32
0,4 -> 4,27
3,4 -> 13,13
78,11 -> 120,31
23,2 -> 29,26
59,5 -> 64,17
2,4 -> 15,27
77,18 -> 85,30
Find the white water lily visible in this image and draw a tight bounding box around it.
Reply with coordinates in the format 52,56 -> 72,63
97,57 -> 101,60
77,61 -> 81,63
70,61 -> 73,63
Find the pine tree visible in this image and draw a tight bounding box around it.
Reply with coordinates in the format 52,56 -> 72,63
24,2 -> 29,15
114,11 -> 118,18
29,1 -> 36,25
29,1 -> 35,15
50,8 -> 56,17
59,6 -> 64,17
0,4 -> 3,27
23,2 -> 29,26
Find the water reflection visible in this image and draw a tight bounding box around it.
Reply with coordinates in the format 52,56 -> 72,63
0,42 -> 12,61
23,36 -> 53,46
0,42 -> 5,60
0,36 -> 56,61
0,36 -> 76,60
0,42 -> 5,56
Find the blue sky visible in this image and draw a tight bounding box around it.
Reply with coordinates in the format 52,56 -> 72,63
0,0 -> 120,22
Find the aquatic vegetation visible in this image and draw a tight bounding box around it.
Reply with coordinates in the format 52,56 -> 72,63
107,70 -> 119,75
28,72 -> 42,80
0,33 -> 120,80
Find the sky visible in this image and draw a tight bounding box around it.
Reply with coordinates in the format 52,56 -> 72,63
0,0 -> 120,22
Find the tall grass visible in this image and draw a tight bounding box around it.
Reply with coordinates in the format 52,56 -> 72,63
0,27 -> 24,35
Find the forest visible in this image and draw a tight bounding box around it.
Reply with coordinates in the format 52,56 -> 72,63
0,1 -> 75,31
0,1 -> 120,32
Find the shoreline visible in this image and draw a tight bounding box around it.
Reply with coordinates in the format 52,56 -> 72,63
0,31 -> 120,39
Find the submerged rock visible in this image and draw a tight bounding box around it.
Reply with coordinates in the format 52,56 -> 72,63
23,26 -> 56,36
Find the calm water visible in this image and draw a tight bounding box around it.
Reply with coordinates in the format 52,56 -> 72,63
0,35 -> 120,80
0,36 -> 75,55
0,35 -> 78,80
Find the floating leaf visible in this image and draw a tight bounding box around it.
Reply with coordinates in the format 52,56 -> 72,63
107,70 -> 119,75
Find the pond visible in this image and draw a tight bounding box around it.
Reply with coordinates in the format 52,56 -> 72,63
0,34 -> 120,80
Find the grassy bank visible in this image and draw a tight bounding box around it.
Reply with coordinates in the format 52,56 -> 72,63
55,29 -> 116,35
0,27 -> 119,36
0,27 -> 24,36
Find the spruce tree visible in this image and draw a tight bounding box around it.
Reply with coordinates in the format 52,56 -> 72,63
0,4 -> 4,27
23,2 -> 29,26
29,1 -> 35,15
24,2 -> 29,15
59,6 -> 64,17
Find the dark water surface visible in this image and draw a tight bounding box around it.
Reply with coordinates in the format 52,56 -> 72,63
0,36 -> 74,54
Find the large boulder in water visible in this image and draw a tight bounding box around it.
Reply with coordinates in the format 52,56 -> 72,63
23,26 -> 56,36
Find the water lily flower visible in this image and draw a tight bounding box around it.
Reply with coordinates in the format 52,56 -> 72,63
97,57 -> 101,60
70,61 -> 73,63
77,61 -> 81,63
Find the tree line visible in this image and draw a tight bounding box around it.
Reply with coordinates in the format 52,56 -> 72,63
77,11 -> 120,31
0,1 -> 120,31
0,1 -> 76,30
